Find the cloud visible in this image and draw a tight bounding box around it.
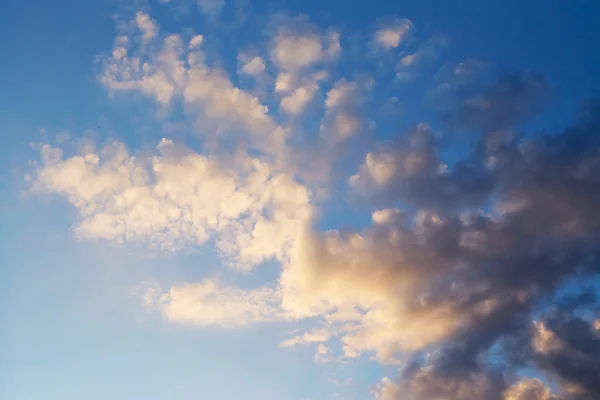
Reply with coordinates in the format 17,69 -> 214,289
101,32 -> 186,105
189,34 -> 204,49
27,6 -> 600,400
266,17 -> 341,120
271,34 -> 325,72
147,280 -> 283,327
240,55 -> 266,76
391,357 -> 505,400
504,379 -> 553,400
270,28 -> 340,74
532,312 -> 600,398
371,208 -> 403,224
279,83 -> 319,116
372,377 -> 400,400
313,343 -> 334,364
100,14 -> 287,160
32,138 -> 311,270
374,19 -> 414,49
395,34 -> 449,81
135,12 -> 158,41
279,327 -> 332,348
350,123 -> 493,212
436,69 -> 554,132
320,80 -> 363,141
341,102 -> 600,397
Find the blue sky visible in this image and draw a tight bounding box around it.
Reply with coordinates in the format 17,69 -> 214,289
2,1 -> 600,400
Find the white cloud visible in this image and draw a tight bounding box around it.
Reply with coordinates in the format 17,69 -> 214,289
148,280 -> 282,327
274,72 -> 293,93
313,344 -> 334,364
374,19 -> 413,49
271,34 -> 325,73
279,327 -> 332,347
269,23 -> 341,116
240,56 -> 266,75
321,80 -> 362,141
100,14 -> 287,159
189,34 -> 204,49
135,12 -> 158,41
372,208 -> 403,224
280,84 -> 318,116
329,113 -> 360,141
324,81 -> 357,109
32,139 -> 311,270
372,377 -> 401,400
363,152 -> 398,185
101,33 -> 186,105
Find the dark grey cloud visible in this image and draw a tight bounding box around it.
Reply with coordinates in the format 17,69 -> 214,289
540,312 -> 600,397
365,100 -> 600,399
355,123 -> 495,213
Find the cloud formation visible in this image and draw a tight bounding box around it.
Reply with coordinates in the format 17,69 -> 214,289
436,67 -> 554,132
28,6 -> 600,399
374,19 -> 414,49
33,138 -> 311,269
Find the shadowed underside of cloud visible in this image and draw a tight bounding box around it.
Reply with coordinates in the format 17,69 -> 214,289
27,7 -> 600,400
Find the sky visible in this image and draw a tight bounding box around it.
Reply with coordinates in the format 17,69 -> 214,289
1,1 -> 600,399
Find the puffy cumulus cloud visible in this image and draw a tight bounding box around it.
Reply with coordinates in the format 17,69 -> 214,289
372,208 -> 403,225
279,83 -> 319,116
374,18 -> 414,49
320,80 -> 363,141
371,377 -> 400,400
135,12 -> 158,42
239,55 -> 266,76
269,18 -> 341,117
271,34 -> 324,72
188,34 -> 204,49
350,123 -> 493,212
31,138 -> 311,270
270,29 -> 340,74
